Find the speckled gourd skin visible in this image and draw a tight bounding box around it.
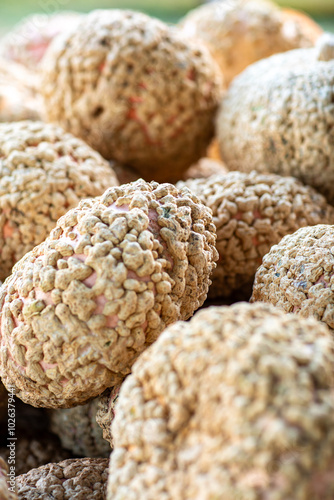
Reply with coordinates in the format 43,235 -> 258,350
217,37 -> 334,203
178,171 -> 334,298
0,121 -> 118,282
107,302 -> 334,500
0,180 -> 217,409
179,0 -> 320,86
41,9 -> 223,182
0,12 -> 83,72
251,224 -> 334,331
0,458 -> 17,500
16,458 -> 108,500
49,396 -> 111,457
95,385 -> 121,447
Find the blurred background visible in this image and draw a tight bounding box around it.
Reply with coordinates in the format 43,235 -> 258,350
0,0 -> 333,34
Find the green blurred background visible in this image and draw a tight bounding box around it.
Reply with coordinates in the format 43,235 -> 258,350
0,0 -> 333,33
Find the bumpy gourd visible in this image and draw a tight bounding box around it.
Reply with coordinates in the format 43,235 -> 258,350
0,180 -> 217,408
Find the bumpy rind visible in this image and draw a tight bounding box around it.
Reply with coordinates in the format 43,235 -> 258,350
16,458 -> 108,500
251,224 -> 334,331
0,12 -> 83,71
0,180 -> 217,408
50,397 -> 111,457
179,0 -> 320,86
107,302 -> 334,500
178,171 -> 334,298
217,42 -> 334,203
0,120 -> 118,281
41,9 -> 223,181
95,385 -> 121,447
